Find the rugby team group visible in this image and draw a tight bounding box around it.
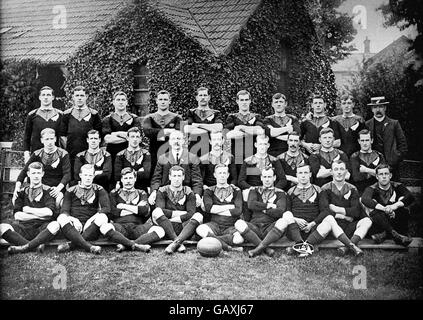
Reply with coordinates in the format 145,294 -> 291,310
0,85 -> 414,258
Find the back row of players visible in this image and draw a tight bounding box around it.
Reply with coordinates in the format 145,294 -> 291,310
1,86 -> 413,257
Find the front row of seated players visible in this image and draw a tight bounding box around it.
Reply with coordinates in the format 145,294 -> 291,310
247,161 -> 369,258
162,164 -> 243,254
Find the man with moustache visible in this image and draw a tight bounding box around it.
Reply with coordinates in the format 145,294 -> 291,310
332,94 -> 366,157
278,131 -> 309,190
301,93 -> 341,155
264,93 -> 301,157
365,96 -> 407,181
142,90 -> 182,173
23,86 -> 63,163
100,167 -> 163,253
184,87 -> 223,156
350,129 -> 386,194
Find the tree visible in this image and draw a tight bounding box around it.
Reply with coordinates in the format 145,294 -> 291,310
309,0 -> 357,63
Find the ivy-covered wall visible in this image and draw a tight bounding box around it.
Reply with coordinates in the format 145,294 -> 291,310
64,0 -> 337,119
0,59 -> 41,146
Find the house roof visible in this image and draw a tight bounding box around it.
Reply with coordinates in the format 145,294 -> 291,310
365,35 -> 413,67
0,0 -> 130,63
1,0 -> 263,63
331,53 -> 372,73
152,0 -> 262,56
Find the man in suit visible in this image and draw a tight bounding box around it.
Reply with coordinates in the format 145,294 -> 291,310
365,96 -> 407,181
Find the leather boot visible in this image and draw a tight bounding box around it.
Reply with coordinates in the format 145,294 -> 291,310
391,230 -> 412,246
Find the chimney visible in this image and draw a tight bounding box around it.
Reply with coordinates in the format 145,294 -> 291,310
364,36 -> 370,54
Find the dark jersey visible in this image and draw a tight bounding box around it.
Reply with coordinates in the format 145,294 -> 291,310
361,182 -> 415,210
61,183 -> 110,223
203,184 -> 243,227
24,108 -> 63,153
225,112 -> 265,165
332,114 -> 366,157
309,148 -> 349,187
60,107 -> 102,157
246,186 -> 288,224
263,114 -> 301,157
186,107 -> 223,155
101,112 -> 140,159
74,148 -> 112,190
238,154 -> 287,190
17,147 -> 71,187
320,181 -> 364,221
109,188 -> 149,224
278,151 -> 309,189
287,184 -> 328,224
114,148 -> 151,191
199,151 -> 237,187
14,184 -> 57,219
156,185 -> 196,222
350,150 -> 385,193
142,111 -> 182,166
300,115 -> 341,146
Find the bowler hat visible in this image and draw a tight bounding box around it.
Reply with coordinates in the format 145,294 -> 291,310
367,96 -> 390,106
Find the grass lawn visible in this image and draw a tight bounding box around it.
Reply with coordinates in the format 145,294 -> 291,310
1,246 -> 422,300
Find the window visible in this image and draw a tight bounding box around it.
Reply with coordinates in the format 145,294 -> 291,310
133,62 -> 150,116
276,42 -> 290,95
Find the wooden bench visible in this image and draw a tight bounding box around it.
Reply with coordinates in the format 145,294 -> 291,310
1,237 -> 422,254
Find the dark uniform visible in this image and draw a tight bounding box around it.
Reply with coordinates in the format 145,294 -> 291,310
300,115 -> 341,154
24,108 -> 63,153
186,107 -> 223,156
199,151 -> 237,187
263,114 -> 301,157
224,112 -> 265,169
278,151 -> 309,190
74,147 -> 112,191
115,148 -> 151,192
309,148 -> 349,187
142,111 -> 182,174
350,150 -> 385,194
17,148 -> 71,188
332,114 -> 366,157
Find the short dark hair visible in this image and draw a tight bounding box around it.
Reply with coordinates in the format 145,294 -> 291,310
358,129 -> 372,139
287,131 -> 300,139
196,87 -> 209,95
113,91 -> 128,100
157,90 -> 170,99
375,163 -> 392,174
121,167 -> 136,177
39,86 -> 54,96
261,165 -> 275,175
331,159 -> 346,168
127,127 -> 141,136
87,129 -> 100,137
296,163 -> 311,172
236,90 -> 250,100
311,92 -> 325,102
339,93 -> 354,103
272,92 -> 286,101
73,86 -> 87,94
169,165 -> 185,175
319,127 -> 334,137
28,161 -> 44,172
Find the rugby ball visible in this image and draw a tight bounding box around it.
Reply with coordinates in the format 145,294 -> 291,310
197,237 -> 222,257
